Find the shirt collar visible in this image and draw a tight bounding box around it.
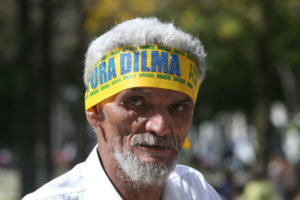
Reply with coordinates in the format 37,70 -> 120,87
82,145 -> 123,200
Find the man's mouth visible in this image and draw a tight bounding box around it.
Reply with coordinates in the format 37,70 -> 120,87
135,143 -> 176,157
130,133 -> 179,156
140,144 -> 170,150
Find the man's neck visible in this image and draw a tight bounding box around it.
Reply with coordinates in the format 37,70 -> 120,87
97,145 -> 163,200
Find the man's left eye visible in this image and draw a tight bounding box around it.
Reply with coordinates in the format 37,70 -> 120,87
172,104 -> 186,112
128,96 -> 144,106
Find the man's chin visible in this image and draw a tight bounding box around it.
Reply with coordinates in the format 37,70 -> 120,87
113,148 -> 178,188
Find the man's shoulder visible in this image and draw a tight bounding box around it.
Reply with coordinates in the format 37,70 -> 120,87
164,164 -> 221,200
22,162 -> 86,200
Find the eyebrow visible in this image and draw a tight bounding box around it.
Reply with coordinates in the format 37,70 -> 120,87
126,88 -> 193,104
129,88 -> 152,96
175,98 -> 193,105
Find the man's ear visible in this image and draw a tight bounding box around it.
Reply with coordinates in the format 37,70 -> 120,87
86,106 -> 105,127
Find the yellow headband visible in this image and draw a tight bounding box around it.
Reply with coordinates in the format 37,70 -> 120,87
85,44 -> 201,110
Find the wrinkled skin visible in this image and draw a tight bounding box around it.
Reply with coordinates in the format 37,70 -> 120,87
86,87 -> 194,200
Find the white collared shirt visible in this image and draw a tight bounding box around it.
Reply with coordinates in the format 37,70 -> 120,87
23,146 -> 221,200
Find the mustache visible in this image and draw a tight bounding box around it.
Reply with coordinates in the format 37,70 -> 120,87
130,134 -> 178,151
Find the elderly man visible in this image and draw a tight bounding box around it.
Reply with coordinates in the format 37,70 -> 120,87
23,17 -> 221,200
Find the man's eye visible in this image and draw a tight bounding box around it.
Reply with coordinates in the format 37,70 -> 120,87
172,104 -> 186,112
128,96 -> 144,106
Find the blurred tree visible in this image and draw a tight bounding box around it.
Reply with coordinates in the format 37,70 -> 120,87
0,0 -> 15,147
84,0 -> 157,33
40,0 -> 54,181
14,0 -> 38,196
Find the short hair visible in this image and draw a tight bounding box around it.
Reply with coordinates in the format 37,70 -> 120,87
84,17 -> 207,88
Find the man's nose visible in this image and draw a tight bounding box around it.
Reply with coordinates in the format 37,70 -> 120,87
145,111 -> 171,136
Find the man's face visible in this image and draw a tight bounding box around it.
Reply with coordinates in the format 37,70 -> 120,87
98,87 -> 194,186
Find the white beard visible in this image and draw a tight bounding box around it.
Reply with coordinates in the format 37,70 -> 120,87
112,134 -> 178,189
